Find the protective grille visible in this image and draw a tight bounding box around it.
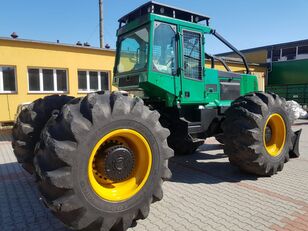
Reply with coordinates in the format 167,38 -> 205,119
183,31 -> 202,80
118,75 -> 139,87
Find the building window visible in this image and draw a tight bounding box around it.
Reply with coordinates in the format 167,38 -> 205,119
56,70 -> 68,92
298,46 -> 308,55
267,50 -> 272,59
272,49 -> 281,62
78,70 -> 109,92
281,47 -> 296,60
89,71 -> 99,90
28,68 -> 68,93
0,66 -> 17,93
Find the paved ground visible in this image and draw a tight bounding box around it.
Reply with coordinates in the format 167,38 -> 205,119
1,120 -> 308,231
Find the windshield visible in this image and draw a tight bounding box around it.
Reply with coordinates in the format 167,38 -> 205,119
117,25 -> 149,73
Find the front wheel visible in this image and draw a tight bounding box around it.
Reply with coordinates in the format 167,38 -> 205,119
34,92 -> 173,231
222,92 -> 292,176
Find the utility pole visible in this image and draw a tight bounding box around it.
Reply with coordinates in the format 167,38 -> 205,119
99,0 -> 104,48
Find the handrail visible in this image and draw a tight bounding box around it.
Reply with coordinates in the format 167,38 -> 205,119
211,29 -> 250,74
205,53 -> 231,72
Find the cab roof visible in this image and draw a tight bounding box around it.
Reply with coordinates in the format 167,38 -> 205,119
118,1 -> 210,26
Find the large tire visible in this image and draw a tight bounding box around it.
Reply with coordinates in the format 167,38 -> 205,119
222,92 -> 293,176
12,95 -> 74,173
34,92 -> 173,231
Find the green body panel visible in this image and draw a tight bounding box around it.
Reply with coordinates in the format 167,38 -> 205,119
240,73 -> 259,95
268,59 -> 308,85
266,84 -> 308,106
204,68 -> 220,105
114,12 -> 258,108
204,68 -> 258,108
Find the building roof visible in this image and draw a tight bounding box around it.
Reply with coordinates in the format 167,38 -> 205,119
206,56 -> 260,67
217,38 -> 308,56
216,56 -> 260,66
119,1 -> 210,25
0,37 -> 115,53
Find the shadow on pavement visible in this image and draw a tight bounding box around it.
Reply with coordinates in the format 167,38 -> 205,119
0,162 -> 69,231
0,129 -> 12,142
169,144 -> 259,185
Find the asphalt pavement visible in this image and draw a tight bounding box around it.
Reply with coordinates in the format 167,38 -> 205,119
0,120 -> 308,231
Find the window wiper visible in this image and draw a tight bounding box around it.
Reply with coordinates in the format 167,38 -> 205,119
184,54 -> 200,61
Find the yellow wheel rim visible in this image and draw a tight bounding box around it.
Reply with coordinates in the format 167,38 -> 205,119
263,113 -> 286,157
88,129 -> 152,202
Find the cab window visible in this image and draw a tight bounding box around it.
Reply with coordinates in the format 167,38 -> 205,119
117,25 -> 149,73
183,30 -> 202,80
152,22 -> 177,75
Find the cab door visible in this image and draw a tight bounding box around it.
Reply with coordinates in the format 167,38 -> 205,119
179,27 -> 205,104
150,21 -> 180,101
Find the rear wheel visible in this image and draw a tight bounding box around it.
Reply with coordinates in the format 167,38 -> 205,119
222,92 -> 292,176
12,95 -> 73,173
34,92 -> 173,230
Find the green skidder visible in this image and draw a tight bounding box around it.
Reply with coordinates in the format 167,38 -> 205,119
13,2 -> 301,230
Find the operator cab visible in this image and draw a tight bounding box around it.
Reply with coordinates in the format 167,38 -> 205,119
113,1 -> 256,108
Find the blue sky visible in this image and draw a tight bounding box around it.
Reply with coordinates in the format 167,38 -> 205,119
1,0 -> 308,53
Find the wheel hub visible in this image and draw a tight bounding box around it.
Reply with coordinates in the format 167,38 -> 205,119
263,113 -> 287,157
89,129 -> 152,201
265,125 -> 272,143
104,145 -> 135,182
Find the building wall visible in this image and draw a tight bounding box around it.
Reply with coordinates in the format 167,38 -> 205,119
243,50 -> 268,64
224,49 -> 268,64
0,39 -> 115,122
268,59 -> 308,85
219,40 -> 308,89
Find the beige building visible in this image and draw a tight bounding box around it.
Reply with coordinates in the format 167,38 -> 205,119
0,37 -> 115,123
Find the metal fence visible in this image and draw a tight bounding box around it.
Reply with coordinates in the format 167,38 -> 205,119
266,84 -> 308,107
